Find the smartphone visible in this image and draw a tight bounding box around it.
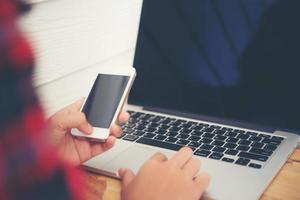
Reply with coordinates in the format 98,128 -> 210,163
71,67 -> 136,141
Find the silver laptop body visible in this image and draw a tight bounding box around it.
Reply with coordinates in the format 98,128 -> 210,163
83,103 -> 298,200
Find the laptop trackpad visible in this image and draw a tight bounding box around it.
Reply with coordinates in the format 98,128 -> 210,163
106,146 -> 172,173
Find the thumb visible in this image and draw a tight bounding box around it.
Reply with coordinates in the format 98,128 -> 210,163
119,168 -> 135,188
68,97 -> 85,111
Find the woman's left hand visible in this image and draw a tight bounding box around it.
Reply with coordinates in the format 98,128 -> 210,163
47,98 -> 130,165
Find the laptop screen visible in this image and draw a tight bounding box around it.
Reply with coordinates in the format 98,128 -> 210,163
129,0 -> 300,133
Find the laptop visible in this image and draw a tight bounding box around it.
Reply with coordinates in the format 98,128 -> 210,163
83,0 -> 300,199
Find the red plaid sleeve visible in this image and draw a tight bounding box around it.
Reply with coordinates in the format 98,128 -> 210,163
0,0 -> 85,199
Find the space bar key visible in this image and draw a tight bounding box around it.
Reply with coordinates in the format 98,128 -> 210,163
136,137 -> 182,151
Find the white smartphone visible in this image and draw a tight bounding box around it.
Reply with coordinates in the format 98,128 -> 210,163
71,67 -> 136,141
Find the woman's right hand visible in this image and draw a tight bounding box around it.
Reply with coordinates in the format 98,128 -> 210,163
119,147 -> 210,200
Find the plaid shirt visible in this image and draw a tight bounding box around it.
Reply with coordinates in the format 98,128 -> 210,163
0,0 -> 84,199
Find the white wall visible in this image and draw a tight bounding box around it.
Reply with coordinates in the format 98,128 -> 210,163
20,0 -> 142,116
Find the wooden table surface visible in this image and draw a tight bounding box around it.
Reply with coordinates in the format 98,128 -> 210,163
85,145 -> 300,200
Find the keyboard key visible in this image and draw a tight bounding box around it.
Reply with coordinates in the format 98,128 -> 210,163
245,131 -> 258,136
154,135 -> 167,141
249,148 -> 273,156
214,135 -> 227,141
212,146 -> 226,153
224,143 -> 237,149
259,134 -> 271,139
264,144 -> 278,151
222,127 -> 233,131
193,125 -> 205,131
131,112 -> 143,118
186,121 -> 198,126
166,131 -> 178,137
262,138 -> 281,146
144,127 -> 157,133
172,121 -> 182,126
180,128 -> 193,134
177,134 -> 190,139
137,137 -> 182,151
188,141 -> 202,148
225,131 -> 238,137
195,149 -> 211,157
209,152 -> 224,160
155,130 -> 167,135
236,145 -> 250,151
271,136 -> 284,141
202,133 -> 215,138
151,116 -> 162,123
177,119 -> 187,124
123,135 -> 139,142
211,140 -> 225,147
188,136 -> 201,142
226,137 -> 239,143
200,144 -> 214,150
137,121 -> 149,126
160,125 -> 170,130
210,125 -> 221,129
222,157 -> 235,163
225,149 -> 239,156
203,127 -> 215,133
123,123 -> 136,129
249,136 -> 263,142
236,134 -> 249,140
148,123 -> 160,128
238,140 -> 251,146
124,128 -> 134,134
199,123 -> 210,127
249,163 -> 262,169
191,130 -> 204,136
180,123 -> 193,129
160,119 -> 172,124
134,125 -> 146,131
233,129 -> 245,134
133,131 -> 145,136
177,139 -> 189,145
200,138 -> 213,144
235,158 -> 250,166
165,137 -> 178,143
144,133 -> 156,139
169,126 -> 182,132
238,152 -> 268,162
251,142 -> 264,149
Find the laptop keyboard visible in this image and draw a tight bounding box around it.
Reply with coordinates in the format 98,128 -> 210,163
119,111 -> 285,169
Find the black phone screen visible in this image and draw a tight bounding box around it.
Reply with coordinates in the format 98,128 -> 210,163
82,74 -> 130,128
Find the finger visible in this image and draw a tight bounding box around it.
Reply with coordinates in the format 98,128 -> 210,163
117,112 -> 130,125
169,147 -> 193,168
193,172 -> 210,194
182,157 -> 201,178
91,143 -> 104,157
149,152 -> 168,162
64,112 -> 93,134
71,97 -> 85,111
66,98 -> 85,111
99,136 -> 116,153
119,168 -> 135,188
110,124 -> 123,137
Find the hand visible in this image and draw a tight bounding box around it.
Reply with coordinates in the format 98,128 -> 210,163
119,147 -> 210,200
47,98 -> 129,165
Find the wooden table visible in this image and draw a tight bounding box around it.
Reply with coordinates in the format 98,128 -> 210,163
85,146 -> 300,200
